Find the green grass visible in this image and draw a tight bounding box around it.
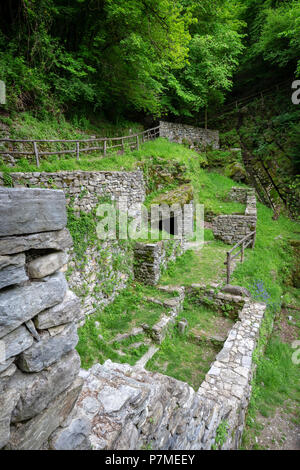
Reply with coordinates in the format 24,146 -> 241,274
159,241 -> 230,286
231,203 -> 300,306
76,283 -> 180,369
242,337 -> 300,449
146,298 -> 232,389
76,316 -> 150,369
146,328 -> 221,389
179,298 -> 234,336
1,111 -> 143,140
0,136 -> 204,174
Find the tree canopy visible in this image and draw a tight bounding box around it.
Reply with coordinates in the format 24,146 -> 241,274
0,0 -> 299,119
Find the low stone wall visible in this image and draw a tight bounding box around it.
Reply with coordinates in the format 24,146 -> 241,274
0,187 -> 83,450
54,286 -> 266,450
159,121 -> 219,149
0,170 -> 145,214
212,187 -> 257,245
0,170 -> 145,317
133,239 -> 184,285
226,187 -> 249,204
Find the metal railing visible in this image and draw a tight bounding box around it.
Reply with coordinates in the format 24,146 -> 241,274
0,126 -> 160,167
224,231 -> 256,284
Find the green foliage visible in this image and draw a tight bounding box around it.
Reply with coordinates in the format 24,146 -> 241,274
2,170 -> 13,187
249,0 -> 300,76
147,325 -> 221,389
212,420 -> 229,449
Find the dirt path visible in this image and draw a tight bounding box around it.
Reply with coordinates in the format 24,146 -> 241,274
255,402 -> 300,450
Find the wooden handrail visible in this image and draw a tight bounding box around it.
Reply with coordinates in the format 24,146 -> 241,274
224,230 -> 256,284
0,126 -> 160,166
197,79 -> 292,127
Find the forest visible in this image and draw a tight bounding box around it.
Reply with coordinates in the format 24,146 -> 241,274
0,0 -> 299,119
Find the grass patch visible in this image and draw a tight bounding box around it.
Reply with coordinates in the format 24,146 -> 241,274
77,316 -> 149,369
159,241 -> 230,286
76,283 -> 180,369
146,328 -> 220,390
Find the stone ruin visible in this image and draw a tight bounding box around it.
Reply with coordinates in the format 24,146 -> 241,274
212,187 -> 257,245
159,121 -> 220,150
0,186 -> 266,450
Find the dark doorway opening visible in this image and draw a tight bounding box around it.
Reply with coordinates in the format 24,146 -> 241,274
159,214 -> 178,236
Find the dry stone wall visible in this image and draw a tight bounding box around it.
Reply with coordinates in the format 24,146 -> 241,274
159,121 -> 219,149
212,187 -> 257,244
133,239 -> 184,285
54,285 -> 266,450
0,187 -> 83,450
0,170 -> 146,317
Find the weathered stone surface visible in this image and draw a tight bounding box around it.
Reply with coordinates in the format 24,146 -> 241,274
160,121 -> 219,149
49,417 -> 92,450
0,356 -> 14,374
212,188 -> 257,245
5,377 -> 83,450
2,325 -> 33,360
0,272 -> 67,338
0,187 -> 67,236
24,319 -> 40,341
0,363 -> 16,392
35,290 -> 82,329
0,253 -> 28,289
222,285 -> 251,298
17,322 -> 78,372
133,239 -> 184,286
0,388 -> 21,448
0,228 -> 73,255
28,251 -> 68,279
10,350 -> 81,423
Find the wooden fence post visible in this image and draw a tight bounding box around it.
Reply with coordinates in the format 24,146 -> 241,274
241,242 -> 244,263
136,135 -> 139,151
33,142 -> 39,167
103,139 -> 107,157
226,252 -> 231,285
121,138 -> 124,153
76,142 -> 80,161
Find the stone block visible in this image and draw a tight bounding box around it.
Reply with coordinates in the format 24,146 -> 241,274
0,388 -> 21,449
49,417 -> 92,450
11,350 -> 81,423
0,228 -> 73,255
0,272 -> 67,338
28,251 -> 68,279
35,290 -> 82,329
2,324 -> 33,360
5,377 -> 83,450
0,187 -> 67,236
17,322 -> 78,372
0,253 -> 28,289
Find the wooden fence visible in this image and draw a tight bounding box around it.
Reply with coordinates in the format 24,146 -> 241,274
224,231 -> 256,284
0,126 -> 160,167
197,79 -> 292,128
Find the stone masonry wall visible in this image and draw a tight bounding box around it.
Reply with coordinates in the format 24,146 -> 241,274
133,239 -> 184,285
0,170 -> 146,317
159,121 -> 219,149
212,187 -> 257,245
0,187 -> 83,450
52,286 -> 266,450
